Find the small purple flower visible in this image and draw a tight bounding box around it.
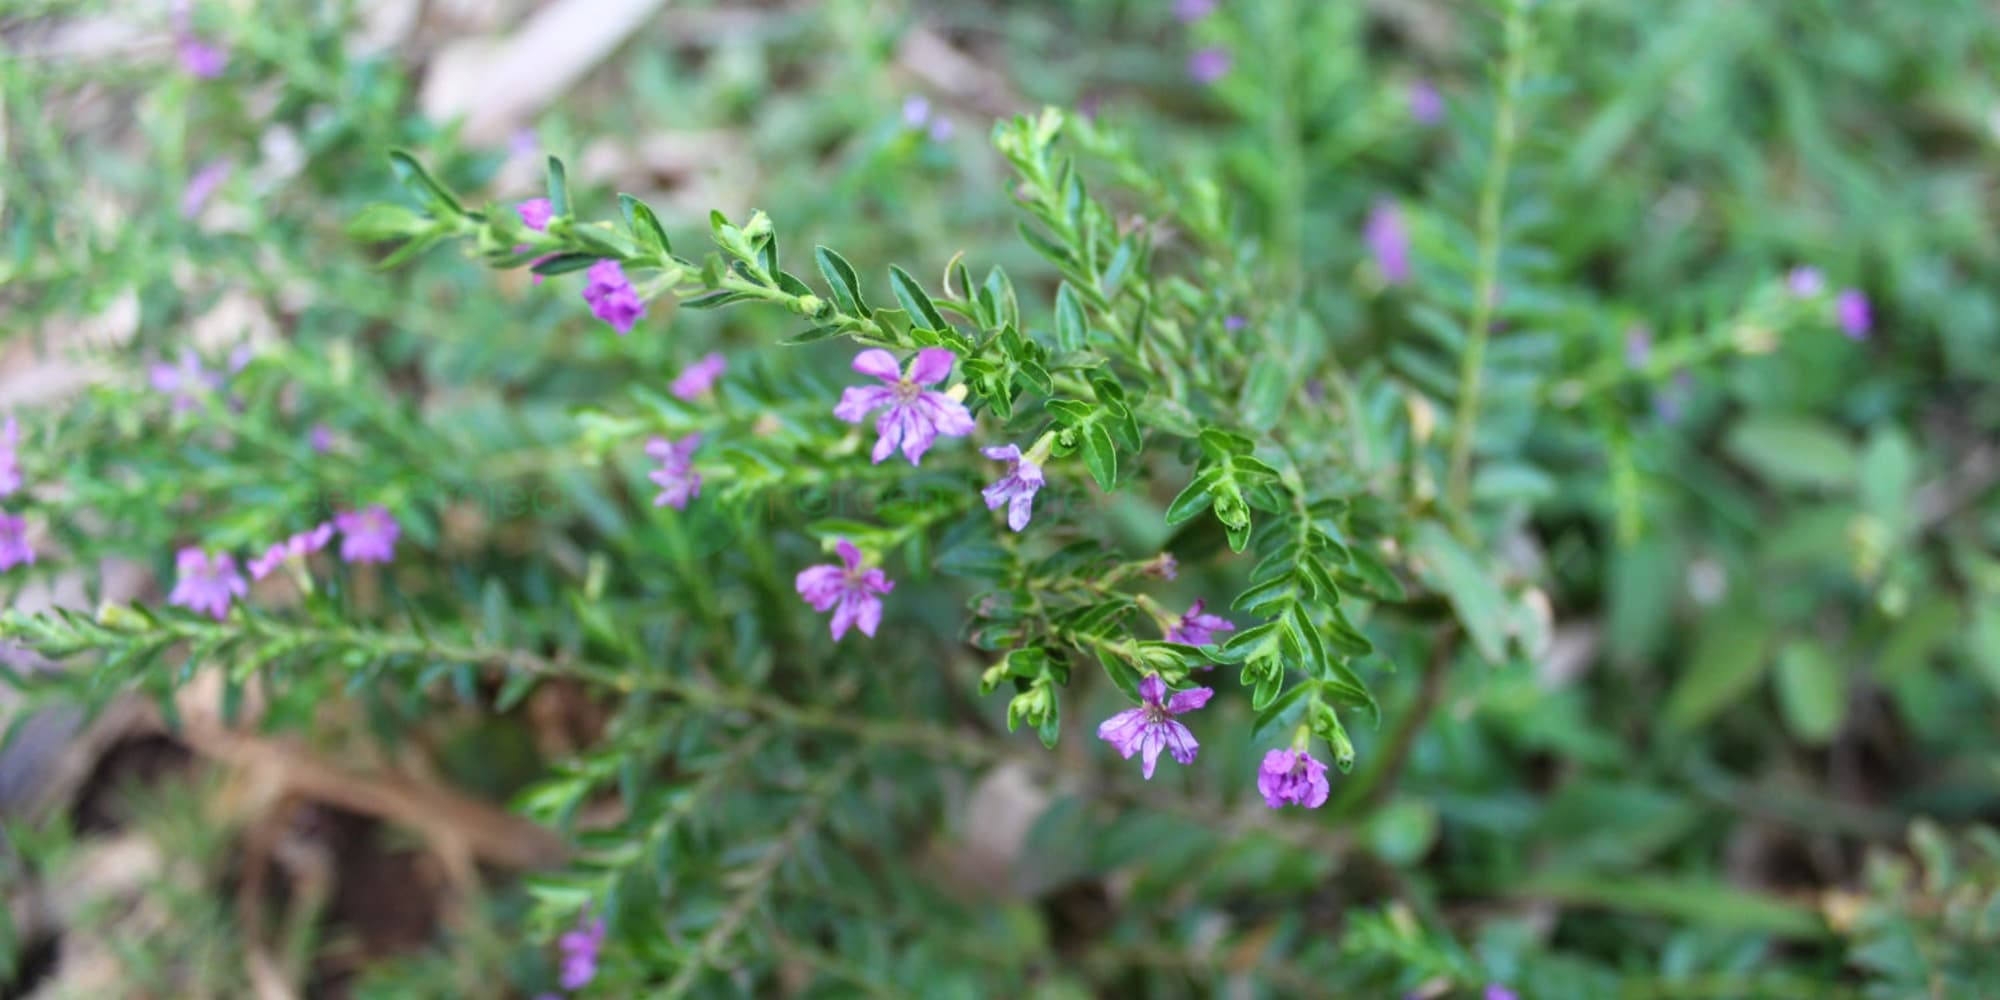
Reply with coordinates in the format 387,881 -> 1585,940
0,513 -> 32,572
645,434 -> 702,510
334,505 -> 399,564
670,352 -> 727,401
927,117 -> 954,143
557,914 -> 606,991
1096,674 -> 1213,779
516,198 -> 554,232
150,349 -> 221,412
1786,266 -> 1825,298
902,95 -> 932,128
1224,314 -> 1247,333
1166,598 -> 1235,646
833,348 -> 976,466
1654,369 -> 1694,425
981,445 -> 1045,532
581,260 -> 648,335
177,37 -> 227,79
309,424 -> 334,453
248,523 -> 332,580
1145,552 -> 1179,581
0,417 -> 20,497
1174,0 -> 1216,22
795,539 -> 895,641
1484,987 -> 1520,1000
181,160 -> 231,220
1408,79 -> 1444,125
169,548 -> 245,620
1836,288 -> 1872,340
1257,749 -> 1331,809
1624,325 -> 1652,369
1188,47 -> 1232,85
1366,199 -> 1412,285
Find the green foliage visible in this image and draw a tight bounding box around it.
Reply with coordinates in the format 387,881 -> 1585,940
3,0 -> 1999,996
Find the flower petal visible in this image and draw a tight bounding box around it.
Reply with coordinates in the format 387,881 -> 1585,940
1138,673 -> 1166,705
851,348 -> 904,382
835,384 -> 895,423
1166,686 -> 1214,715
794,565 -> 844,609
1161,719 -> 1199,765
1096,709 -> 1148,756
982,444 -> 1022,463
835,538 -> 863,570
1137,724 -> 1166,779
918,391 -> 976,437
906,347 -> 957,385
851,593 -> 883,637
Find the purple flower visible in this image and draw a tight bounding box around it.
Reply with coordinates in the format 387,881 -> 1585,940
169,548 -> 245,620
516,198 -> 554,232
1096,674 -> 1213,779
177,37 -> 227,79
1145,552 -> 1180,581
0,513 -> 32,572
1408,79 -> 1444,125
1256,749 -> 1330,809
902,95 -> 932,128
0,417 -> 20,497
1366,199 -> 1412,285
181,160 -> 231,220
150,349 -> 221,412
1655,369 -> 1694,425
581,260 -> 647,335
1484,987 -> 1519,1000
1624,326 -> 1652,369
1175,0 -> 1216,22
1836,288 -> 1872,340
834,348 -> 975,466
334,505 -> 399,564
1188,47 -> 1232,85
1224,314 -> 1247,333
248,523 -> 332,581
1166,598 -> 1235,646
645,435 -> 702,510
1787,266 -> 1825,298
981,445 -> 1045,532
670,352 -> 727,401
309,424 -> 334,453
795,539 -> 894,641
927,117 -> 955,143
557,914 -> 606,991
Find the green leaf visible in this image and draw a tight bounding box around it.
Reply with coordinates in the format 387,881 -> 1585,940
1664,608 -> 1773,731
1411,522 -> 1509,663
1054,282 -> 1086,352
544,155 -> 570,216
889,265 -> 949,332
1080,424 -> 1117,490
531,253 -> 601,276
780,325 -> 846,346
1237,357 -> 1291,431
618,193 -> 671,256
387,150 -> 464,216
1725,416 -> 1857,490
1165,474 -> 1215,524
1774,641 -> 1845,744
814,246 -> 869,317
1249,682 -> 1313,744
1510,874 -> 1825,938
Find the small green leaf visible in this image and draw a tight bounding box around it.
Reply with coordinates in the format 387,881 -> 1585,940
1237,357 -> 1291,431
531,253 -> 601,276
387,150 -> 465,216
618,193 -> 671,256
1412,521 -> 1509,663
1725,416 -> 1857,490
544,155 -> 570,216
814,246 -> 869,317
1250,682 -> 1313,744
1080,424 -> 1117,490
889,265 -> 949,332
1054,282 -> 1086,352
1665,608 -> 1773,731
1774,641 -> 1845,744
780,325 -> 846,346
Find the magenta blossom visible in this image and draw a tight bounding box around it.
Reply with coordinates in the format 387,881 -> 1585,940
309,424 -> 334,453
150,349 -> 221,412
1485,987 -> 1519,1000
834,348 -> 975,466
981,444 -> 1045,532
902,95 -> 931,128
334,505 -> 400,564
1366,199 -> 1412,285
248,523 -> 333,581
1166,598 -> 1235,646
582,260 -> 647,334
1408,79 -> 1444,125
181,160 -> 231,220
516,198 -> 554,231
1097,674 -> 1213,779
1145,552 -> 1180,581
671,352 -> 728,401
177,37 -> 227,79
645,434 -> 702,510
557,913 -> 606,990
1835,288 -> 1872,340
0,417 -> 20,497
1787,266 -> 1826,298
795,539 -> 894,641
1257,749 -> 1331,809
1224,314 -> 1247,333
0,513 -> 31,572
169,548 -> 245,620
1175,0 -> 1216,22
1188,47 -> 1231,85
1624,326 -> 1653,369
